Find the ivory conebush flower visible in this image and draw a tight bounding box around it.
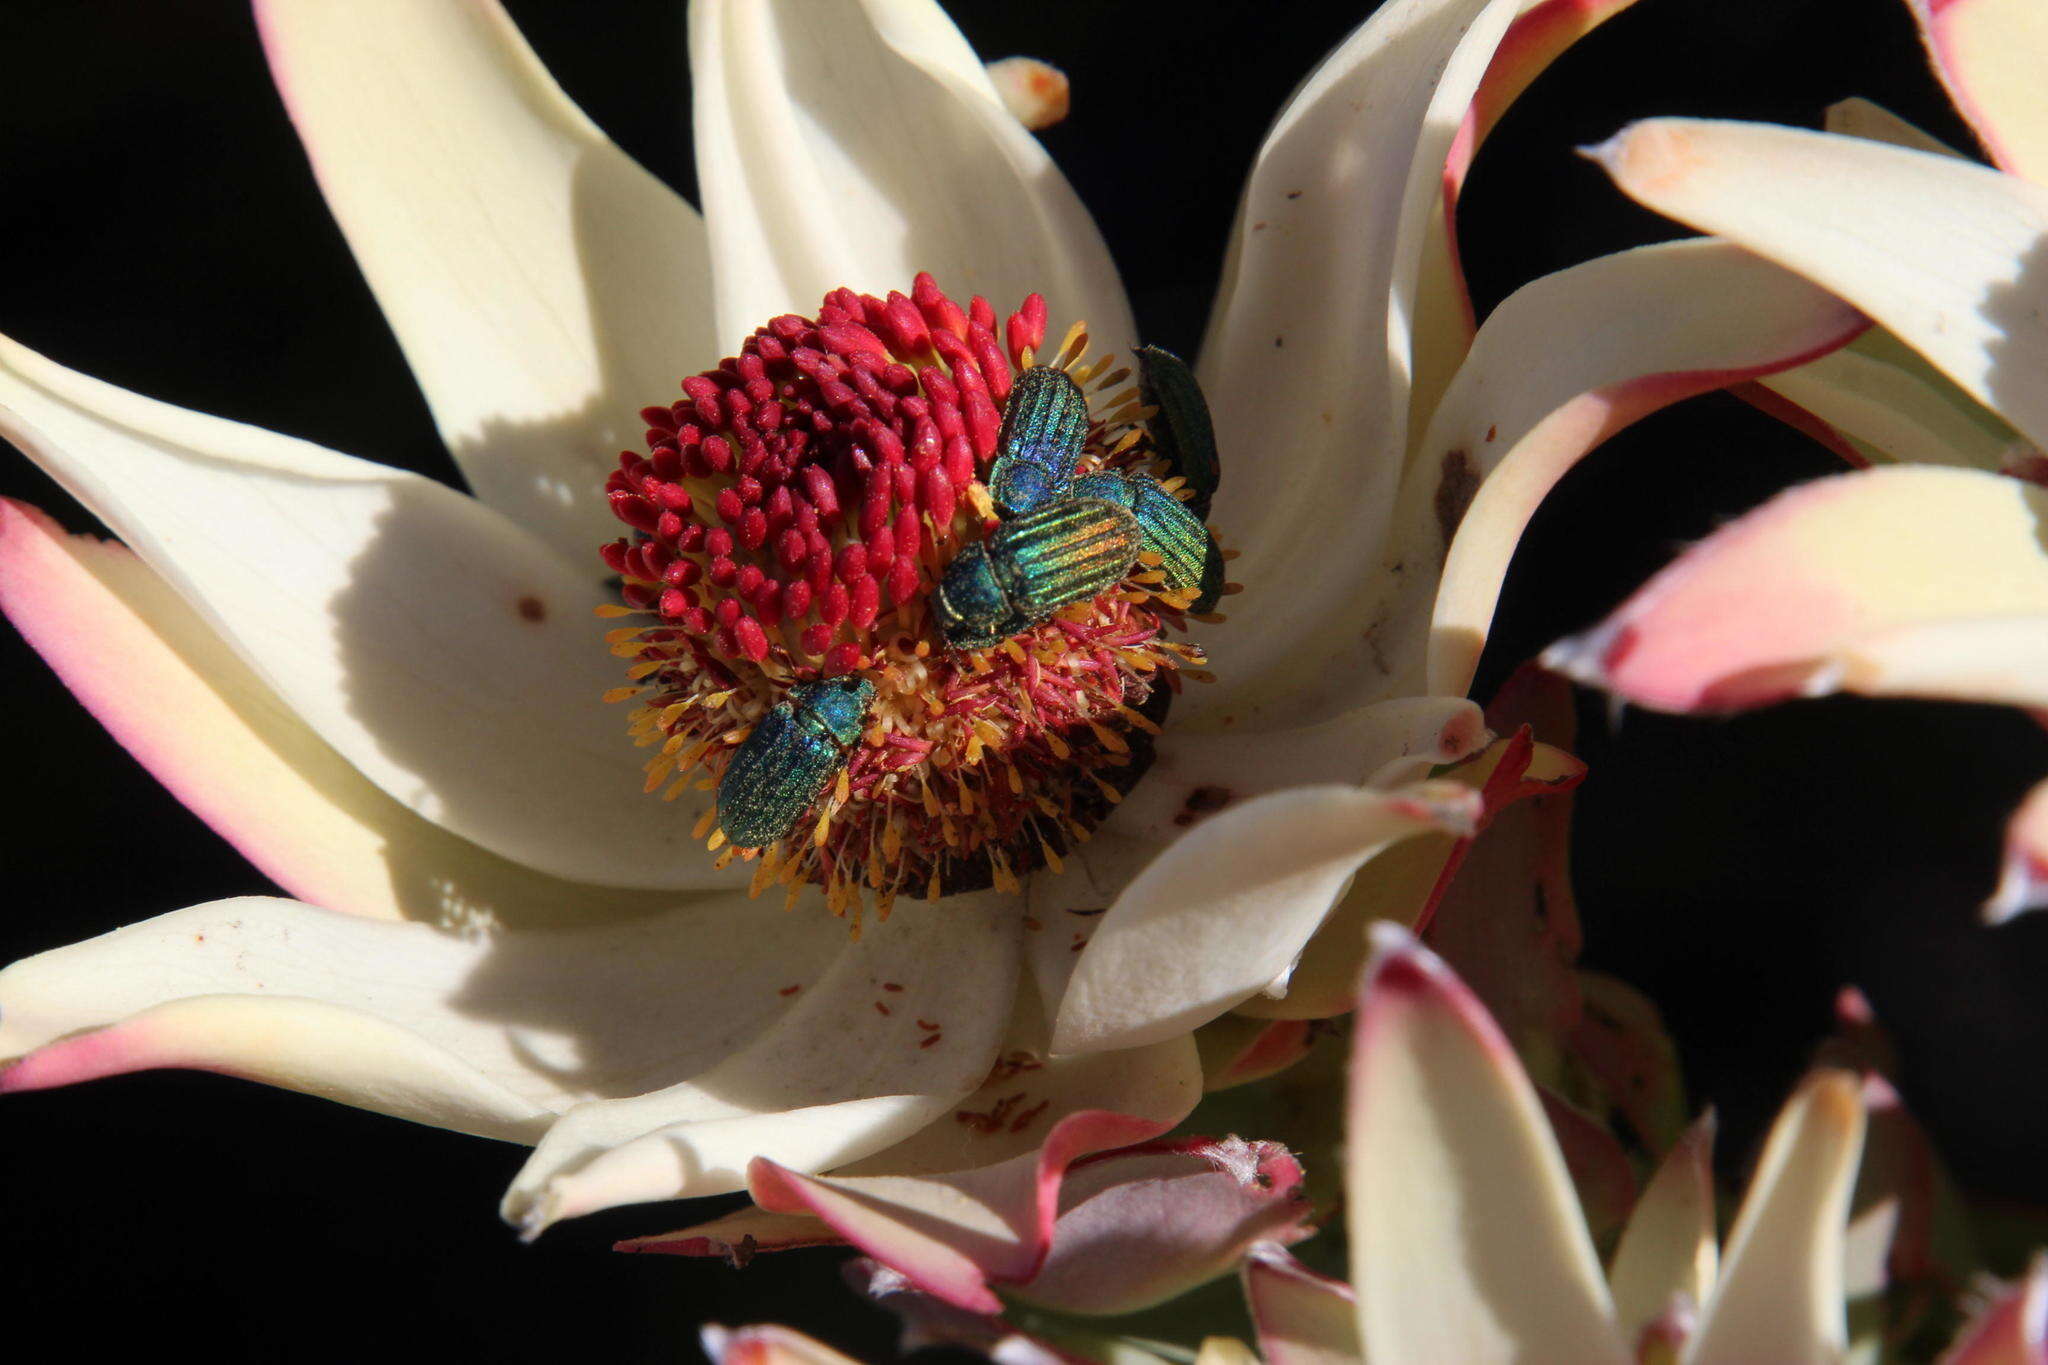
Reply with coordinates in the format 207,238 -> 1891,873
1543,0 -> 2048,917
0,0 -> 1860,1233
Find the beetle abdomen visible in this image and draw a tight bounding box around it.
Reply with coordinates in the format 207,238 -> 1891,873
989,365 -> 1091,516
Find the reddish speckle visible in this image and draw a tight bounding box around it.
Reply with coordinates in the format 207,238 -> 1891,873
881,981 -> 905,993
777,984 -> 802,997
516,595 -> 547,622
874,1001 -> 892,1016
1023,915 -> 1043,931
1485,424 -> 1498,443
919,1033 -> 943,1049
1009,1099 -> 1051,1133
956,1092 -> 1029,1135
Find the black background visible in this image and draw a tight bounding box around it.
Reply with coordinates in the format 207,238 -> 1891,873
4,1 -> 2046,1359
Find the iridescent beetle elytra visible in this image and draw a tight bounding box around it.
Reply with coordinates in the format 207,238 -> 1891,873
934,496 -> 1143,649
986,364 -> 1091,517
1134,345 -> 1220,520
1071,468 -> 1226,614
716,675 -> 876,848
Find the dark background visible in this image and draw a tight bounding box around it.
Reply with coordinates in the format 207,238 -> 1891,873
3,0 -> 2045,1359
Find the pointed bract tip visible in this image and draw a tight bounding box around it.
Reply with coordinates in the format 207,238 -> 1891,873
1361,921 -> 1450,999
1985,850 -> 2048,925
1575,128 -> 1633,170
1539,617 -> 1628,689
1799,1066 -> 1867,1129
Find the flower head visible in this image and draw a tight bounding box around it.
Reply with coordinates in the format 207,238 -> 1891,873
0,0 -> 1869,1243
599,276 -> 1217,913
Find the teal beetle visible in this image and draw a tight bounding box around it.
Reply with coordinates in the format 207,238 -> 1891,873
934,497 -> 1142,649
717,675 -> 876,847
1071,469 -> 1226,614
987,365 -> 1091,516
1134,345 -> 1219,520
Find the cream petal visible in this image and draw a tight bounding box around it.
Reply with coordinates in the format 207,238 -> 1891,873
502,893 -> 1021,1228
1020,832 -> 1158,1034
0,335 -> 735,890
1757,336 -> 2028,471
1191,0 -> 1520,729
1408,239 -> 1864,698
1347,926 -> 1628,1365
837,1037 -> 1202,1177
617,1206 -> 838,1258
1193,1340 -> 1262,1365
1990,778 -> 2048,923
1410,0 -> 1644,438
1242,1242 -> 1363,1365
1543,466 -> 2048,713
1684,1071 -> 1865,1365
617,1040 -> 1201,1260
1906,0 -> 2048,184
1108,696 -> 1488,846
1196,1016 -> 1318,1093
1587,118 -> 2048,452
0,893 -> 841,1138
0,499 -> 675,925
254,0 -> 717,563
689,0 -> 1129,353
1050,782 -> 1483,1055
1722,104 -> 2017,474
1823,97 -> 1966,158
1231,728 -> 1583,1026
1609,1115 -> 1719,1343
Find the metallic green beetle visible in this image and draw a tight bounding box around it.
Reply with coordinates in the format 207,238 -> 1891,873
1134,345 -> 1220,521
987,365 -> 1092,516
1070,469 -> 1226,614
717,675 -> 876,847
934,497 -> 1142,649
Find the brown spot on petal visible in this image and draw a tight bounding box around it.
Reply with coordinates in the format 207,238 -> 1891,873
1173,784 -> 1234,828
516,594 -> 547,622
1434,448 -> 1479,554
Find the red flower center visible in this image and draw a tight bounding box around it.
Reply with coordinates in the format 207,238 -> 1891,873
599,274 -> 1226,927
